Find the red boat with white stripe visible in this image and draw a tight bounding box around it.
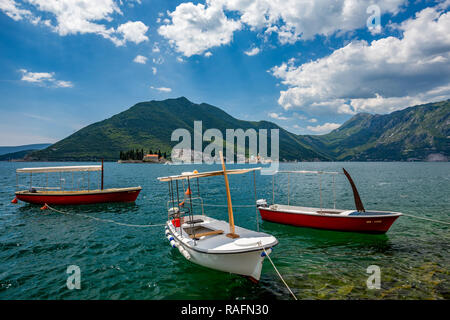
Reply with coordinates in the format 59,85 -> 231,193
257,169 -> 402,234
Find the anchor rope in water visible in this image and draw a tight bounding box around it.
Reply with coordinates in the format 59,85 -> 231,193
258,242 -> 298,300
202,203 -> 256,208
402,212 -> 450,226
44,204 -> 166,228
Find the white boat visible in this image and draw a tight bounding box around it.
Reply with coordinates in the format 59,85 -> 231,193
157,152 -> 278,281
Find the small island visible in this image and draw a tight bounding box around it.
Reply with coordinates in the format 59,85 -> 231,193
118,149 -> 168,164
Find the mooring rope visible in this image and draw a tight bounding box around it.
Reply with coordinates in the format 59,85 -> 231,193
258,242 -> 298,300
402,213 -> 450,225
44,204 -> 166,228
202,203 -> 256,208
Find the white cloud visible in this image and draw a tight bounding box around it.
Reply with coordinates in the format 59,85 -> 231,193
19,69 -> 73,88
1,0 -> 149,46
158,0 -> 405,56
0,0 -> 32,21
152,67 -> 157,75
150,86 -> 171,93
270,5 -> 450,115
307,122 -> 341,134
152,43 -> 160,53
204,51 -> 212,57
20,69 -> 53,83
54,80 -> 74,88
115,21 -> 149,45
133,55 -> 147,64
268,112 -> 288,120
152,57 -> 164,65
244,47 -> 260,56
158,1 -> 241,57
225,0 -> 404,43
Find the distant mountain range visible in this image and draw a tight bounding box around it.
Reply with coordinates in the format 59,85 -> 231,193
0,144 -> 51,160
0,143 -> 51,156
304,99 -> 449,161
24,98 -> 449,162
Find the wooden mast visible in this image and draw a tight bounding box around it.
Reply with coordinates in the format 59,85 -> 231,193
219,151 -> 239,238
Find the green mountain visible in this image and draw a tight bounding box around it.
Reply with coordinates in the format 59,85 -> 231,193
304,100 -> 450,161
28,97 -> 327,161
28,97 -> 449,162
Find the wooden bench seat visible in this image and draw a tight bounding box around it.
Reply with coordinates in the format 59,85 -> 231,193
189,230 -> 223,239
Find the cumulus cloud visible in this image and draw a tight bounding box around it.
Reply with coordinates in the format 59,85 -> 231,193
306,122 -> 341,134
54,80 -> 74,88
152,43 -> 160,53
270,5 -> 450,115
268,112 -> 288,120
19,69 -> 73,87
133,55 -> 147,64
244,47 -> 260,56
225,0 -> 404,43
150,86 -> 171,93
158,0 -> 405,56
0,0 -> 32,21
1,0 -> 149,46
115,21 -> 149,45
152,57 -> 164,64
158,1 -> 241,57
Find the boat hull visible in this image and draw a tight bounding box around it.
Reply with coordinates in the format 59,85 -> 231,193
259,208 -> 400,234
183,242 -> 267,281
166,221 -> 273,281
15,187 -> 141,205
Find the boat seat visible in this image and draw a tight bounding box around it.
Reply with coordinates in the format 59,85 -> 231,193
185,219 -> 204,225
189,230 -> 223,239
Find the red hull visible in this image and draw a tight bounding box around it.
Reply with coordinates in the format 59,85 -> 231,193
15,187 -> 141,205
259,208 -> 400,234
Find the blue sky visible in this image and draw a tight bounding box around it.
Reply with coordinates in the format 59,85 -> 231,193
0,0 -> 449,145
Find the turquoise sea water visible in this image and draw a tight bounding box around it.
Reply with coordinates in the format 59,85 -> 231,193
0,161 -> 448,300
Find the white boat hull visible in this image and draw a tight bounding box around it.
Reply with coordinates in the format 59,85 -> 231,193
165,217 -> 276,281
181,241 -> 267,281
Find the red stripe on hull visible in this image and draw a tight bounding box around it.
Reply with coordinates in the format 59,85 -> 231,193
259,208 -> 399,234
16,189 -> 141,205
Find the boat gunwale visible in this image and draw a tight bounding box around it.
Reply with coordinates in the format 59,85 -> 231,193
261,205 -> 402,218
166,221 -> 278,255
15,186 -> 142,196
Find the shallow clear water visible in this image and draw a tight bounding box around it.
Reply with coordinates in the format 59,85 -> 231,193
0,161 -> 448,299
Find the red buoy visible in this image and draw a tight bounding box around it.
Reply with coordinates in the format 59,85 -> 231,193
40,203 -> 48,210
185,188 -> 192,196
11,197 -> 18,204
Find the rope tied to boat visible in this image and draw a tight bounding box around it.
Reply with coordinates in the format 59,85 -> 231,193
202,203 -> 256,208
258,241 -> 298,300
44,204 -> 166,228
402,213 -> 450,225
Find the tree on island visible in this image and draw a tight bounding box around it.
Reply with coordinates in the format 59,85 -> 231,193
119,148 -> 168,160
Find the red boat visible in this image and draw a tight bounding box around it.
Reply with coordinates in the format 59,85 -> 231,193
13,162 -> 141,205
257,169 -> 402,234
